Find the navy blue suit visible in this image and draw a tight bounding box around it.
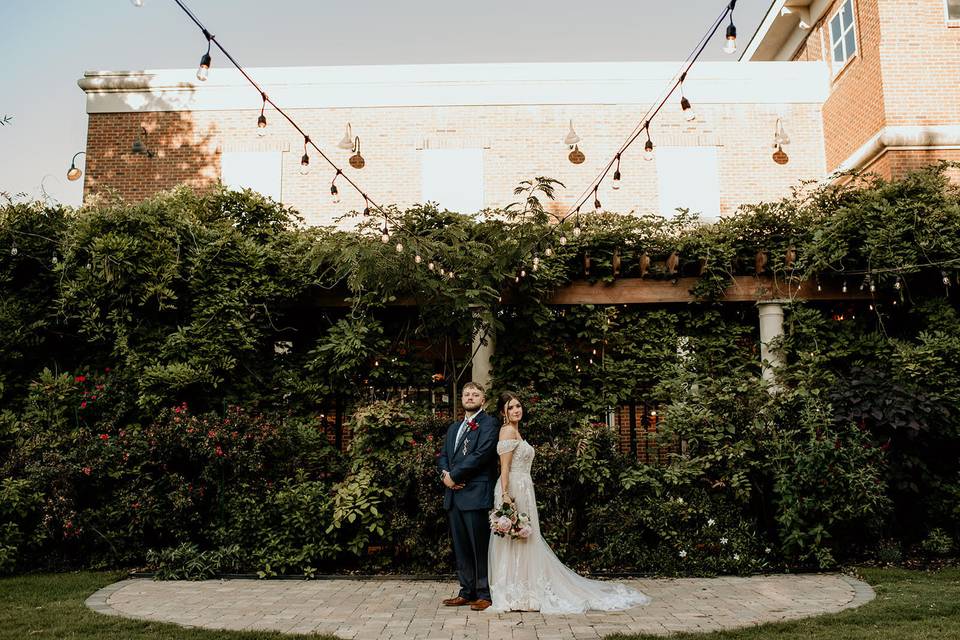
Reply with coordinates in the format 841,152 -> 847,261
437,409 -> 499,601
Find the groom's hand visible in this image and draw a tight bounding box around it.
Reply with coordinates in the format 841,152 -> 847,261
442,471 -> 456,489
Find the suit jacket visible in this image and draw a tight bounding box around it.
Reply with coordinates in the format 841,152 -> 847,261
437,409 -> 499,511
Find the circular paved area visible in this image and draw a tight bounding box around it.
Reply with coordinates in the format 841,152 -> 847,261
87,574 -> 873,638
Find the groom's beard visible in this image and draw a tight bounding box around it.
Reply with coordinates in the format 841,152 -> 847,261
462,400 -> 482,412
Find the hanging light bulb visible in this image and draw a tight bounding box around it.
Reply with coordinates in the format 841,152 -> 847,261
448,271 -> 455,280
573,206 -> 582,237
817,282 -> 822,292
532,255 -> 540,271
338,123 -> 354,150
942,270 -> 951,286
679,72 -> 697,122
559,235 -> 568,246
439,267 -> 445,276
330,170 -> 342,203
723,11 -> 737,54
85,261 -> 92,270
563,119 -> 581,148
593,188 -> 602,214
842,280 -> 848,293
381,224 -> 390,243
544,246 -> 553,257
362,195 -> 371,216
415,254 -> 422,264
643,122 -> 654,161
428,261 -> 435,271
395,241 -> 404,253
300,136 -> 311,175
51,252 -> 58,265
870,279 -> 876,293
66,151 -> 85,181
197,30 -> 213,81
612,155 -> 621,190
894,276 -> 902,290
520,269 -> 526,278
10,244 -> 17,256
256,92 -> 268,136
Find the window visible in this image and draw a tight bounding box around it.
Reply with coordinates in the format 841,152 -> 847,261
829,0 -> 857,71
948,0 -> 960,21
220,151 -> 283,201
420,148 -> 484,214
655,147 -> 720,219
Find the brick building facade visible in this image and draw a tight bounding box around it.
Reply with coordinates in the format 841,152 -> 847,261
744,0 -> 960,178
78,61 -> 829,227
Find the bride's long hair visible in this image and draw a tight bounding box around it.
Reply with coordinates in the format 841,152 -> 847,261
496,391 -> 522,424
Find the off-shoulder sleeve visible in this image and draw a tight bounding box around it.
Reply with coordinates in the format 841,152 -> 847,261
497,439 -> 522,455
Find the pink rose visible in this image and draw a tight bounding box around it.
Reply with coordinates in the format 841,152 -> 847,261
496,516 -> 512,533
518,526 -> 532,539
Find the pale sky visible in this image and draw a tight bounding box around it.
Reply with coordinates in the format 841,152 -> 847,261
0,0 -> 772,207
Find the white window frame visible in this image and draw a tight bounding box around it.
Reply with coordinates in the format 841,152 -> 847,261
828,0 -> 858,77
947,0 -> 960,25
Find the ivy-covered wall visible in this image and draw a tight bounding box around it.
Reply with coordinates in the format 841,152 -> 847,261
1,165 -> 958,577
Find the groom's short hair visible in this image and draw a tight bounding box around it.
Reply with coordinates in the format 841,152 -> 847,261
462,381 -> 485,395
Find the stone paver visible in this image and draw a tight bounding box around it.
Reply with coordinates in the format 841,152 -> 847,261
86,574 -> 873,639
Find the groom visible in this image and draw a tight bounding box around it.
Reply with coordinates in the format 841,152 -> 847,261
438,381 -> 499,612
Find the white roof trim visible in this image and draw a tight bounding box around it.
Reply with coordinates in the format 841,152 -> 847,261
78,61 -> 829,114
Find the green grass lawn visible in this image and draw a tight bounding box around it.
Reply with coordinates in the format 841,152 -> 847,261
0,571 -> 337,640
1,567 -> 958,639
611,567 -> 960,640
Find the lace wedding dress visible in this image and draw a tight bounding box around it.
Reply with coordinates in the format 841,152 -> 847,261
488,438 -> 651,613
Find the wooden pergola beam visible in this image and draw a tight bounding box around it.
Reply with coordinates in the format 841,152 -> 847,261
311,276 -> 873,307
544,276 -> 872,305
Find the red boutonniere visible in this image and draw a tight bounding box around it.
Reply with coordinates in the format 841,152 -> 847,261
467,419 -> 479,431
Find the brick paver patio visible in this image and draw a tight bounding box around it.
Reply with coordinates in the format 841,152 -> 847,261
86,574 -> 874,639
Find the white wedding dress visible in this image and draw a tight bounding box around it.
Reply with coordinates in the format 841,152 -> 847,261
488,438 -> 651,613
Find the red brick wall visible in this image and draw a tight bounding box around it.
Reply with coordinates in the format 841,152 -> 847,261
788,0 -> 960,176
878,0 -> 960,128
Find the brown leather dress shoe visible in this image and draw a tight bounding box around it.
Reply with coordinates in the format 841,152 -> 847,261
469,599 -> 492,611
442,596 -> 473,606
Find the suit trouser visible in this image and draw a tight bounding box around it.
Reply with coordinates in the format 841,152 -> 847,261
448,504 -> 491,600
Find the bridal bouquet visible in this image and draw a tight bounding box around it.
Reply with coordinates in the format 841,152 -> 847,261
489,500 -> 533,540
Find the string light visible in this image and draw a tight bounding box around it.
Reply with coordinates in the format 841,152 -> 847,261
894,276 -> 902,290
415,254 -> 422,264
396,241 -> 404,253
362,195 -> 370,216
723,1 -> 738,54
544,246 -> 553,257
612,154 -> 622,190
10,244 -> 17,257
573,206 -> 583,237
330,169 -> 342,203
380,221 -> 390,244
300,136 -> 311,175
842,281 -> 848,293
943,270 -> 951,287
196,29 -> 213,81
679,72 -> 697,122
532,255 -> 540,272
256,92 -> 268,135
643,122 -> 654,161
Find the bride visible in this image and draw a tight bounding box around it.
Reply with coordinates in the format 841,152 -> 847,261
488,391 -> 651,613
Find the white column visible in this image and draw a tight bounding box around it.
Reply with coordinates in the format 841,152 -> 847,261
470,306 -> 495,390
757,300 -> 786,392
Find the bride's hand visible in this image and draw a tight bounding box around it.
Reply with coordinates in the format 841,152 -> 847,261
502,494 -> 513,505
